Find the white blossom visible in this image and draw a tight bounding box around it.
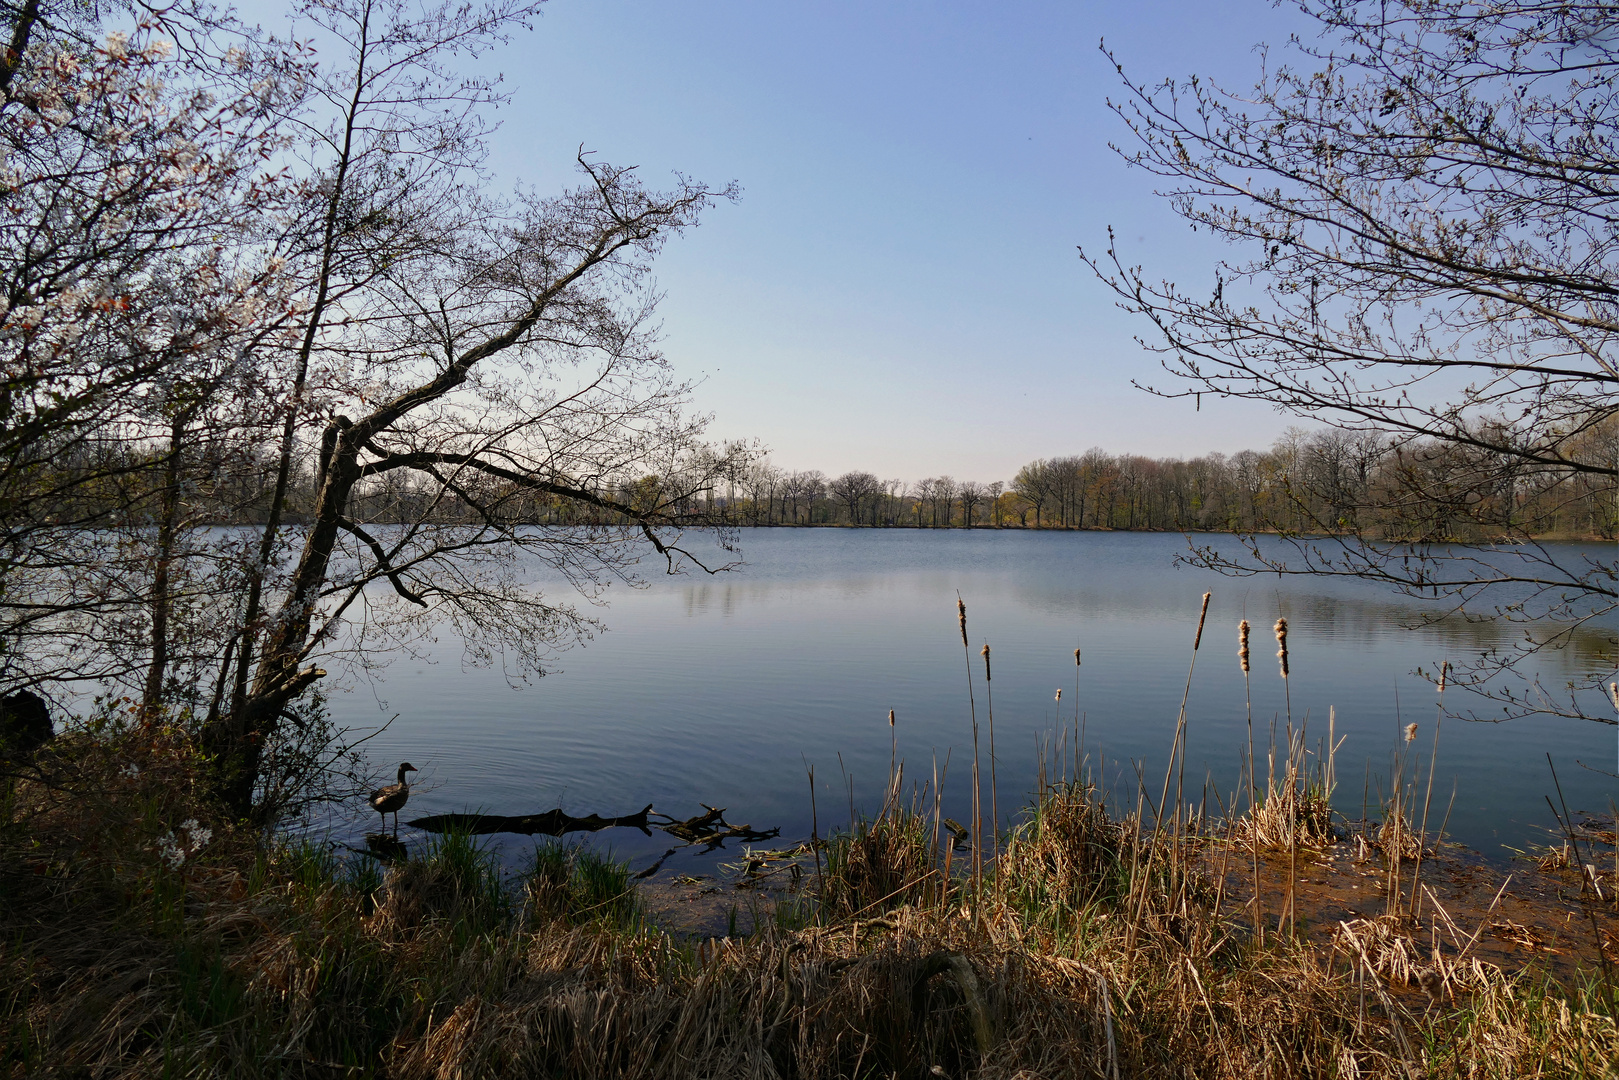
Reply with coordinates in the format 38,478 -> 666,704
154,818 -> 211,869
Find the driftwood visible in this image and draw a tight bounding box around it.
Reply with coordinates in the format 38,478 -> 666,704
912,951 -> 995,1059
653,804 -> 781,848
399,800 -> 781,888
633,847 -> 678,879
407,804 -> 654,837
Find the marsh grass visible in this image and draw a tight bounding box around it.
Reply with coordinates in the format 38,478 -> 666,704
1230,726 -> 1339,852
818,807 -> 936,920
527,840 -> 640,928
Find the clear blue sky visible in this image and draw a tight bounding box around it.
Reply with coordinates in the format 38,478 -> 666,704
280,0 -> 1329,482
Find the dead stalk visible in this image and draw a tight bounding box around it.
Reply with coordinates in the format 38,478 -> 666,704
957,595 -> 982,909
982,642 -> 998,854
1409,661 -> 1445,918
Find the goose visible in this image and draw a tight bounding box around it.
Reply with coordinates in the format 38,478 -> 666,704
369,762 -> 417,836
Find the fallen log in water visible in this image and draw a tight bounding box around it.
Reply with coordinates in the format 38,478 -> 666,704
652,804 -> 781,847
405,801 -> 782,856
407,804 -> 654,836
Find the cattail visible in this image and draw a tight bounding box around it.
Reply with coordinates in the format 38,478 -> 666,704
1404,722 -> 1419,743
980,643 -> 991,681
1055,688 -> 1062,703
1609,681 -> 1618,711
1239,619 -> 1251,673
1074,647 -> 1081,666
1274,617 -> 1289,679
888,709 -> 895,727
957,597 -> 968,649
1193,591 -> 1211,650
1438,660 -> 1449,694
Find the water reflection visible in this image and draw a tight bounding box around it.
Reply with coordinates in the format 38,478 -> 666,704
332,530 -> 1619,871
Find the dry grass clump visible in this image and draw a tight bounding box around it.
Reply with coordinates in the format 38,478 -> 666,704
1236,778 -> 1338,850
1375,808 -> 1427,861
1331,915 -> 1496,1001
819,811 -> 936,920
1429,978 -> 1619,1079
1230,739 -> 1339,851
996,780 -> 1132,928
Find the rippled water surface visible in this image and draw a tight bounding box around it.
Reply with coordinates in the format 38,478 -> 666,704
329,529 -> 1619,870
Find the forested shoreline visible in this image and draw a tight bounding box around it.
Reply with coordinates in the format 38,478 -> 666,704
743,426 -> 1619,538
42,419 -> 1619,541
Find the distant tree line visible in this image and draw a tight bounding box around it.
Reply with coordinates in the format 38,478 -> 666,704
715,424 -> 1619,540
30,419 -> 1618,541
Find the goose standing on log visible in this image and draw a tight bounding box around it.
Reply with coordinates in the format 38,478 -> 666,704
370,763 -> 417,837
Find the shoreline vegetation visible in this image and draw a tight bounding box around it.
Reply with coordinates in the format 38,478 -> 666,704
7,604 -> 1619,1077
53,424 -> 1614,541
7,716 -> 1618,1076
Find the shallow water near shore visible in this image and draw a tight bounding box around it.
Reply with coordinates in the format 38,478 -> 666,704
327,529 -> 1619,877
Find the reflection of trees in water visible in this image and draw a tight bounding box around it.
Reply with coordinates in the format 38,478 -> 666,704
1001,573 -> 1614,683
670,551 -> 1617,695
1285,594 -> 1614,677
681,576 -> 900,618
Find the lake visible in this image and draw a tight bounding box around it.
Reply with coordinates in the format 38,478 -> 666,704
327,529 -> 1619,874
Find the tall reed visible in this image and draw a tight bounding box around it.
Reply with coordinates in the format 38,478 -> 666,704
1239,618 -> 1261,941
1409,660 -> 1446,917
806,760 -> 824,900
1610,679 -> 1619,777
889,709 -> 897,790
1273,616 -> 1298,935
1135,592 -> 1211,939
1074,646 -> 1083,781
957,595 -> 982,906
981,643 -> 998,852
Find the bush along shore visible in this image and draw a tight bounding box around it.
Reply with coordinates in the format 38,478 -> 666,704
5,691 -> 1619,1080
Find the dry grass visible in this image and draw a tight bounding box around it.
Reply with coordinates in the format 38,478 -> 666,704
5,724 -> 1619,1078
1228,725 -> 1338,852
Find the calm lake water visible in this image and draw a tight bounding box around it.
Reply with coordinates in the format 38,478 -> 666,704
329,529 -> 1619,872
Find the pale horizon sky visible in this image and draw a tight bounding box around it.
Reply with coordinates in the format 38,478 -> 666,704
260,0 -> 1333,483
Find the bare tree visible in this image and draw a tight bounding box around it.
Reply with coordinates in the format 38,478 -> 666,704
958,481 -> 985,528
785,470 -> 826,525
1090,0 -> 1619,722
0,0 -> 750,814
745,463 -> 783,525
910,477 -> 935,527
1011,461 -> 1054,527
932,476 -> 956,528
883,478 -> 906,526
829,470 -> 881,526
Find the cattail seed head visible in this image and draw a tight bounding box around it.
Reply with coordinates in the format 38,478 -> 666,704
1238,619 -> 1251,673
1274,617 -> 1289,679
1055,688 -> 1062,703
1404,722 -> 1419,744
980,643 -> 991,681
957,598 -> 968,648
1438,660 -> 1449,694
1610,681 -> 1618,712
1193,592 -> 1211,650
1074,647 -> 1081,666
889,709 -> 895,727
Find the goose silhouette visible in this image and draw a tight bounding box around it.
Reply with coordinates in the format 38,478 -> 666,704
369,762 -> 417,837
